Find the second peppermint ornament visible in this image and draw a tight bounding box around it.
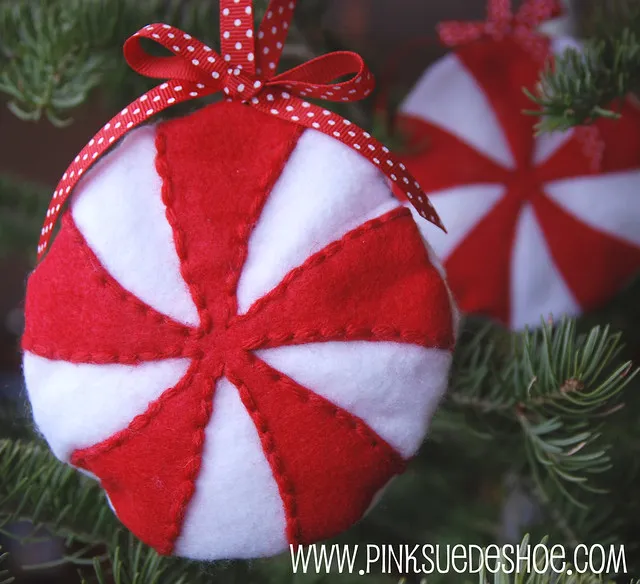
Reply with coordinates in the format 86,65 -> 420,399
394,0 -> 640,329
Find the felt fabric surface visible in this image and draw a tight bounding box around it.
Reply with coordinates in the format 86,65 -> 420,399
237,129 -> 399,314
510,204 -> 580,329
232,207 -> 455,351
257,341 -> 452,458
71,126 -> 199,327
401,50 -> 516,169
22,100 -> 457,560
23,353 -> 190,461
396,37 -> 640,329
175,377 -> 287,559
23,216 -> 192,365
226,351 -> 405,546
72,364 -> 215,555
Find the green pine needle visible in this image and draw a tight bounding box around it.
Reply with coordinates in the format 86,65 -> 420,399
527,2 -> 640,131
443,317 -> 637,528
0,547 -> 14,584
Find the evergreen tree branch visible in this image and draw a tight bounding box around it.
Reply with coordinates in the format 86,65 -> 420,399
80,532 -> 248,584
527,2 -> 640,131
528,479 -> 621,553
0,547 -> 14,584
0,0 -> 225,125
473,534 -> 614,584
441,318 -> 637,516
0,440 -> 121,546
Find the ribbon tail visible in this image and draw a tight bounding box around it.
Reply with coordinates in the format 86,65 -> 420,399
256,0 -> 297,76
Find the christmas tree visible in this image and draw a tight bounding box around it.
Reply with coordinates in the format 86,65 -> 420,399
1,0 -> 639,583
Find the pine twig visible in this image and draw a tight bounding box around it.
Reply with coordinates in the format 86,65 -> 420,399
527,3 -> 640,131
0,547 -> 14,584
0,440 -> 122,546
442,318 -> 637,513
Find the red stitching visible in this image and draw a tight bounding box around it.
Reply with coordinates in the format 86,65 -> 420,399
20,343 -> 193,364
240,326 -> 455,351
234,207 -> 410,321
165,367 -> 222,550
154,130 -> 223,554
155,131 -> 209,319
223,125 -> 304,322
227,351 -> 406,545
226,366 -> 302,546
147,123 -> 302,551
66,214 -> 193,336
22,215 -> 195,364
251,356 -> 403,458
71,360 -> 203,464
71,361 -> 220,555
50,120 -> 444,556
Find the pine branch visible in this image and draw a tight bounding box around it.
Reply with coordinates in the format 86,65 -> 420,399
441,318 -> 637,515
473,534 -> 613,584
527,2 -> 640,131
0,0 -> 224,125
78,532 -> 254,584
0,440 -> 285,583
0,547 -> 14,584
0,439 -> 121,546
528,480 -> 620,552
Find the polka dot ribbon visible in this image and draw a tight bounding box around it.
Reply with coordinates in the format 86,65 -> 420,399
36,0 -> 444,262
438,0 -> 604,173
437,0 -> 563,61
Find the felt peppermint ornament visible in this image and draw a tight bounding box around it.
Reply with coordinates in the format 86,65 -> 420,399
394,0 -> 640,329
22,0 -> 457,561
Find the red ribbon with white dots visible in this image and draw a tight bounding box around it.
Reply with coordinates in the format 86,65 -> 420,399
36,0 -> 444,261
437,0 -> 563,60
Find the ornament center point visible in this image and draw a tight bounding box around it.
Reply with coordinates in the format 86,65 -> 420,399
193,325 -> 237,371
507,166 -> 543,203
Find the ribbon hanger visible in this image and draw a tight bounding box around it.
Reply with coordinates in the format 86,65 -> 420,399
36,0 -> 445,262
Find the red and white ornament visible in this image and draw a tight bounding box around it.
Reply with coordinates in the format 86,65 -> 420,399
394,0 -> 640,329
22,0 -> 456,561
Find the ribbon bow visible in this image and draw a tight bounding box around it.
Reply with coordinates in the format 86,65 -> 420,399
438,0 -> 562,61
36,0 -> 444,261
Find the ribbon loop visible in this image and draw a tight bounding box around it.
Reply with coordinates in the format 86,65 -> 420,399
124,25 -> 227,84
36,0 -> 445,262
269,52 -> 374,102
